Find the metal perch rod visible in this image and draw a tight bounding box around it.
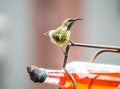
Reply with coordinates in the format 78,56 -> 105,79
63,41 -> 120,68
70,41 -> 120,50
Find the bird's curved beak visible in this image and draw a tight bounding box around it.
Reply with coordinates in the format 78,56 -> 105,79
73,18 -> 83,21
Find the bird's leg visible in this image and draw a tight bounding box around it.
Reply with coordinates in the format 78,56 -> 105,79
69,40 -> 74,45
61,47 -> 66,55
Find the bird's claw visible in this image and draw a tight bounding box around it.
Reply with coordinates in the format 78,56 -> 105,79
69,40 -> 74,45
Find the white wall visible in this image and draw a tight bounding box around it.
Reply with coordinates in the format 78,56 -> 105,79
0,0 -> 32,89
84,0 -> 120,65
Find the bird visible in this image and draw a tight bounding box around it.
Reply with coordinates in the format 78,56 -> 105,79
44,18 -> 83,47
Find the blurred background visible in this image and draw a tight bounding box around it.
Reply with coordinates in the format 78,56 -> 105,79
0,0 -> 120,89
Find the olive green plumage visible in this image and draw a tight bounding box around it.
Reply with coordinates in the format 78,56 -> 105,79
44,18 -> 82,46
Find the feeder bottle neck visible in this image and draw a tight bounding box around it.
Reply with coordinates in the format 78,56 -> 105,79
27,66 -> 66,87
27,65 -> 120,89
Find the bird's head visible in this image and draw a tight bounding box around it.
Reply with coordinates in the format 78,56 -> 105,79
62,18 -> 83,30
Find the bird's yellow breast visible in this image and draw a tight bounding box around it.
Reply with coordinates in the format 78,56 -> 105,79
51,29 -> 71,46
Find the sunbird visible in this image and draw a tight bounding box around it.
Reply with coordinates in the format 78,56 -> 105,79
44,18 -> 83,47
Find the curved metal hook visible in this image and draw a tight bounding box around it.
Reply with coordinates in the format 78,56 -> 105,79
90,49 -> 120,63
